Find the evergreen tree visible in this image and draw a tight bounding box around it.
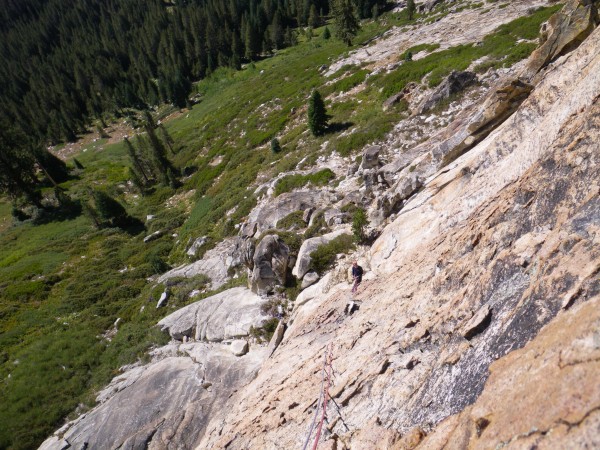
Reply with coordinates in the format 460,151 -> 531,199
92,189 -> 130,228
406,0 -> 416,20
308,5 -> 320,29
158,124 -> 176,155
271,137 -> 282,153
307,90 -> 329,136
331,0 -> 360,46
352,207 -> 368,243
323,26 -> 331,39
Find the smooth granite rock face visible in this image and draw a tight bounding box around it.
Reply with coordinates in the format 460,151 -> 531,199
196,17 -> 600,450
157,287 -> 270,342
158,237 -> 243,290
40,344 -> 269,450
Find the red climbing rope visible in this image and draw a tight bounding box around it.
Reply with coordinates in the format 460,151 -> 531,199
311,343 -> 333,450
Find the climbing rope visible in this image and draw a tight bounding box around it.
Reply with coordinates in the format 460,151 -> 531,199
311,344 -> 333,450
302,343 -> 335,450
301,349 -> 327,450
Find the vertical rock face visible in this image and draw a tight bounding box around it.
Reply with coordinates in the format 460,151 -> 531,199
196,21 -> 600,450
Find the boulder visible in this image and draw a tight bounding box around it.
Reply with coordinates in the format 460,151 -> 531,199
416,71 -> 477,114
158,287 -> 270,341
323,208 -> 349,226
292,229 -> 350,279
186,236 -> 208,257
244,190 -> 335,235
301,271 -> 320,289
143,230 -> 163,243
360,145 -> 382,170
230,340 -> 249,356
382,92 -> 404,111
158,237 -> 244,290
523,0 -> 599,80
250,235 -> 289,295
156,290 -> 169,308
302,207 -> 315,223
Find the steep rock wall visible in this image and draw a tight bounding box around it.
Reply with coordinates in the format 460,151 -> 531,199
198,25 -> 600,450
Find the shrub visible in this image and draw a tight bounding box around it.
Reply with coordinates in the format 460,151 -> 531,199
304,211 -> 328,239
309,233 -> 355,275
276,210 -> 306,230
274,169 -> 335,196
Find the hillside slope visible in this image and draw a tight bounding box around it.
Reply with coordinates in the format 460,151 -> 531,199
36,0 -> 600,449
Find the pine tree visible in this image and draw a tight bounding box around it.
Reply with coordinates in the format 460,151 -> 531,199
352,207 -> 368,243
92,189 -> 130,228
406,0 -> 416,20
331,0 -> 360,46
308,5 -> 320,29
271,138 -> 282,153
323,26 -> 331,39
158,124 -> 175,155
124,137 -> 150,183
307,90 -> 329,136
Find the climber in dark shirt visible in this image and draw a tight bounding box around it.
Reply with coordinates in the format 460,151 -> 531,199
351,261 -> 363,294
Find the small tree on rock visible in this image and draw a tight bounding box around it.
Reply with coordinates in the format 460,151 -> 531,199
352,207 -> 368,243
307,90 -> 329,136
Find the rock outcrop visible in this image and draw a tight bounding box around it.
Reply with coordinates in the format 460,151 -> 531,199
250,234 -> 289,295
40,286 -> 274,450
416,70 -> 478,114
158,287 -> 270,341
40,343 -> 269,450
243,190 -> 336,237
292,228 -> 350,280
159,237 -> 243,289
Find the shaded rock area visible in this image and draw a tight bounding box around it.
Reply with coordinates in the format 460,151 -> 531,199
196,19 -> 600,450
416,71 -> 477,114
250,234 -> 289,295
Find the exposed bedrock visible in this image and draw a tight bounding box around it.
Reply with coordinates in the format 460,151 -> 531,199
196,23 -> 600,450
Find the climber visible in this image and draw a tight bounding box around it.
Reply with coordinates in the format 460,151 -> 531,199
351,261 -> 363,294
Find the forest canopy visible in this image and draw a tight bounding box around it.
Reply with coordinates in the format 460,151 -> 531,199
0,0 -> 384,145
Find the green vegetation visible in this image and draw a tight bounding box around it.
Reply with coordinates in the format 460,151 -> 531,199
276,211 -> 306,230
274,169 -> 336,196
352,207 -> 368,243
370,4 -> 561,98
332,0 -> 361,45
309,234 -> 356,275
